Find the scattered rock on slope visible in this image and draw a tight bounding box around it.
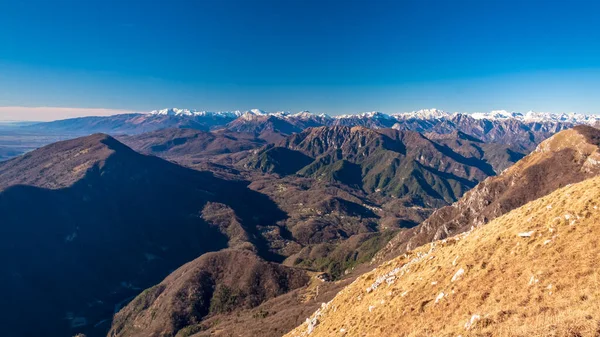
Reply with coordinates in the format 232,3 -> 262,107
286,175 -> 600,337
376,125 -> 600,262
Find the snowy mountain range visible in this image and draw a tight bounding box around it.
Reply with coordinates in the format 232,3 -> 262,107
22,107 -> 599,142
149,107 -> 600,124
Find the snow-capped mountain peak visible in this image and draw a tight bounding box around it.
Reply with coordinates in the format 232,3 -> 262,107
393,108 -> 451,120
470,110 -> 524,120
248,108 -> 268,116
150,108 -> 243,118
151,108 -> 198,116
470,110 -> 600,124
148,107 -> 599,126
335,111 -> 390,119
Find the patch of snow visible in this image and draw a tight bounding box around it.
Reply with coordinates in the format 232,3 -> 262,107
150,108 -> 243,118
393,108 -> 451,120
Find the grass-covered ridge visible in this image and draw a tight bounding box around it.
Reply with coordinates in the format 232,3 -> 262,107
287,175 -> 600,337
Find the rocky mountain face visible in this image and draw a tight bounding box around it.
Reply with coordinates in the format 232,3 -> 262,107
376,125 -> 600,262
225,113 -> 303,143
211,126 -> 524,281
246,126 -> 515,209
286,174 -> 600,337
0,134 -> 287,337
393,113 -> 572,152
424,130 -> 525,173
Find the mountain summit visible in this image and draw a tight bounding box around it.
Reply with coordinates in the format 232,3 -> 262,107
0,134 -> 285,337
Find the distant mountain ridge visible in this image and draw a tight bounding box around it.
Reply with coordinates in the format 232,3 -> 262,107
22,108 -> 599,139
148,107 -> 600,125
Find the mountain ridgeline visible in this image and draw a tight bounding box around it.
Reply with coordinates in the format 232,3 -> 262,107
1,110 -> 599,337
19,109 -> 588,152
246,126 -> 511,208
0,134 -> 287,337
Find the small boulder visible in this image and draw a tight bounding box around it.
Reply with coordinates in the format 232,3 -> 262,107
464,314 -> 481,330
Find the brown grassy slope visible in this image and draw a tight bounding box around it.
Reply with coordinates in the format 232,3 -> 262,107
186,266 -> 370,337
286,175 -> 600,337
0,133 -> 116,189
376,125 -> 600,262
118,128 -> 266,159
109,249 -> 309,337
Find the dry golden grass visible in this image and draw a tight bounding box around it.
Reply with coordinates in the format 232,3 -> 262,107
286,175 -> 600,337
508,127 -> 600,173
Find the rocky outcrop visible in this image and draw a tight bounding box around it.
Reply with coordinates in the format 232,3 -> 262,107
376,125 -> 600,262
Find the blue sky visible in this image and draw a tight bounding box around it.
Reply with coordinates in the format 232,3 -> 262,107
1,0 -> 600,120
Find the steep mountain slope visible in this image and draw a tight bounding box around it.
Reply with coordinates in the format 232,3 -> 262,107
109,249 -> 309,337
332,111 -> 397,129
225,113 -> 304,142
110,253 -> 371,337
395,113 -> 570,152
424,131 -> 525,173
0,134 -> 286,337
246,126 -> 515,209
287,175 -> 600,337
377,125 -> 600,261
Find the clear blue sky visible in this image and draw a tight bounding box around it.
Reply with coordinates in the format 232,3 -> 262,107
1,0 -> 600,119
